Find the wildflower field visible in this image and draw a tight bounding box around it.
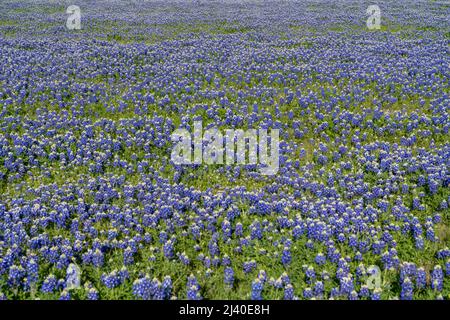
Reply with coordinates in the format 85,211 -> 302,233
0,0 -> 449,300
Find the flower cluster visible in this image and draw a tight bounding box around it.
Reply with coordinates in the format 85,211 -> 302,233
0,0 -> 448,300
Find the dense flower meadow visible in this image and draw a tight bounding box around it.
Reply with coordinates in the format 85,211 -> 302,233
0,0 -> 449,300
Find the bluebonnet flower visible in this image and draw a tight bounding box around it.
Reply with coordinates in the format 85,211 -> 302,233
101,270 -> 121,289
235,223 -> 243,237
206,255 -> 216,268
426,228 -> 435,241
133,276 -> 152,300
281,247 -> 291,266
243,260 -> 257,274
257,270 -> 267,283
208,239 -> 220,257
41,274 -> 57,293
280,272 -> 290,285
436,248 -> 450,259
303,287 -> 313,299
87,288 -> 99,300
133,275 -> 165,300
222,255 -> 231,266
415,236 -> 424,250
431,266 -> 443,291
159,231 -> 168,244
251,278 -> 263,300
371,288 -> 382,300
144,233 -> 152,244
224,267 -> 234,287
315,252 -> 326,265
416,268 -> 427,289
400,262 -> 417,282
305,266 -> 316,284
161,276 -> 172,299
446,259 -> 450,277
124,247 -> 134,265
163,240 -> 175,259
329,287 -> 340,299
186,274 -> 201,300
359,285 -> 370,298
269,277 -> 283,289
178,252 -> 190,265
118,267 -> 129,282
59,290 -> 70,300
8,265 -> 25,288
187,285 -> 202,300
401,277 -> 414,300
26,259 -> 39,285
222,219 -> 232,240
250,221 -> 263,240
284,284 -> 295,300
313,281 -> 324,297
92,249 -> 104,267
339,277 -> 354,296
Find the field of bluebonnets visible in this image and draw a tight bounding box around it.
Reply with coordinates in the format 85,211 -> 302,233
0,0 -> 449,300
